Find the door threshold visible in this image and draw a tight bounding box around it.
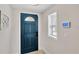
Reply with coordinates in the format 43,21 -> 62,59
27,50 -> 45,54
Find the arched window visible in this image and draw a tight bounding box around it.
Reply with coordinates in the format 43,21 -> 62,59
24,16 -> 35,22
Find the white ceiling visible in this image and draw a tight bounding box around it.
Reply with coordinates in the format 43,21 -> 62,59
10,4 -> 53,13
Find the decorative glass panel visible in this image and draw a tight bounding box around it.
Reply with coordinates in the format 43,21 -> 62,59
25,16 -> 35,22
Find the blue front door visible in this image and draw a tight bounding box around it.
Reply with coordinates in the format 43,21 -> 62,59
21,13 -> 38,54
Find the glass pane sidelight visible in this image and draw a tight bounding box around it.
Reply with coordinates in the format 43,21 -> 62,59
48,12 -> 57,39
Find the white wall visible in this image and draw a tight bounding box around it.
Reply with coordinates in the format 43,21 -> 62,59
40,5 -> 79,54
0,5 -> 12,54
2,4 -> 79,54
11,8 -> 41,54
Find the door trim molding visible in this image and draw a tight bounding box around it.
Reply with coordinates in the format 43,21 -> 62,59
19,11 -> 41,54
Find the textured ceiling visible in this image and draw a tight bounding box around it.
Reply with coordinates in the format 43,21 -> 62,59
10,4 -> 54,13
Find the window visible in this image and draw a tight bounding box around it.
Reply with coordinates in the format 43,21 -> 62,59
48,12 -> 57,39
24,16 -> 35,22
